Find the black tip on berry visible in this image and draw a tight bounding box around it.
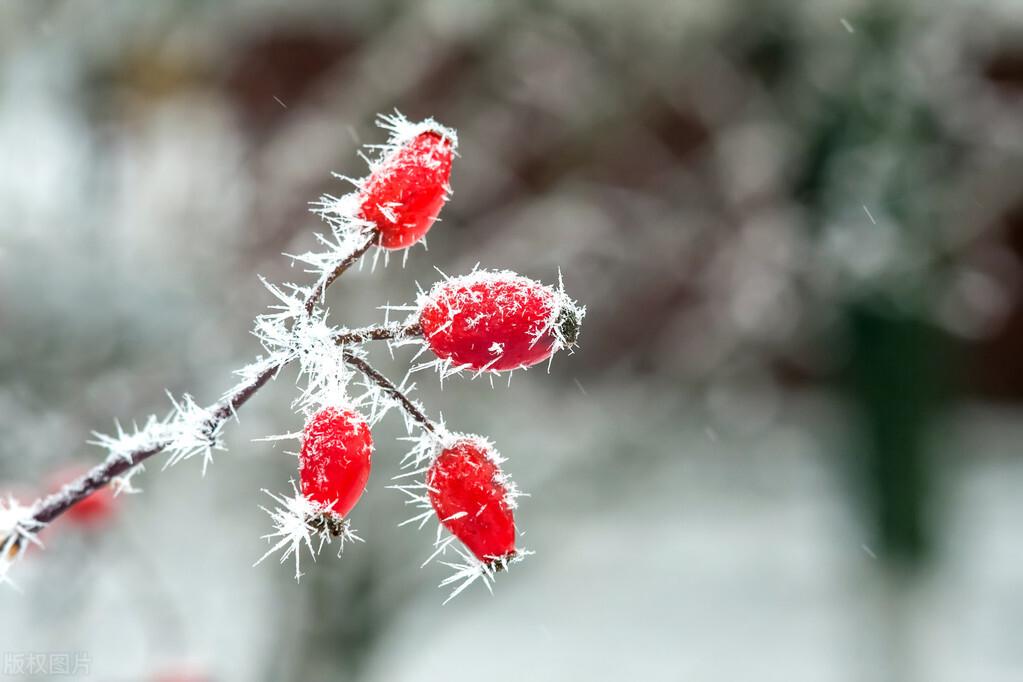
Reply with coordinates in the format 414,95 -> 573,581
309,510 -> 348,537
556,305 -> 581,348
486,552 -> 517,572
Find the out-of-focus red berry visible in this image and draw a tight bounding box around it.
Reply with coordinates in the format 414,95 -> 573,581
299,407 -> 373,517
359,129 -> 454,250
150,663 -> 210,682
48,468 -> 116,529
427,438 -> 516,563
419,271 -> 581,371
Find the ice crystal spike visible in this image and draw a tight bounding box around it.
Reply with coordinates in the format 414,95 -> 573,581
90,392 -> 225,476
254,483 -> 363,582
0,496 -> 43,587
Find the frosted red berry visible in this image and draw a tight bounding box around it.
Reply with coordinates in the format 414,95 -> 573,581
299,407 -> 373,518
427,438 -> 516,563
359,128 -> 455,250
418,271 -> 582,371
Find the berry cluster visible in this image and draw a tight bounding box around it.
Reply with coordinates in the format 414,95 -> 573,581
248,113 -> 584,598
0,113 -> 583,601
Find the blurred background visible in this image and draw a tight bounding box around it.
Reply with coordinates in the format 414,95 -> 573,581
2,0 -> 1023,679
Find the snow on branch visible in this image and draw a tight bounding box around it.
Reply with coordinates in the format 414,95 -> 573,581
3,111 -> 582,603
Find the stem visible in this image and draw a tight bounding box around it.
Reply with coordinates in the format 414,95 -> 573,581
33,441 -> 169,525
335,321 -> 422,346
303,231 -> 377,316
342,351 -> 437,435
25,236 -> 400,530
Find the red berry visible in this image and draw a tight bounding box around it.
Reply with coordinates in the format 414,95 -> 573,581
359,127 -> 455,250
67,488 -> 115,527
299,407 -> 373,517
418,271 -> 582,371
427,438 -> 516,563
151,664 -> 209,682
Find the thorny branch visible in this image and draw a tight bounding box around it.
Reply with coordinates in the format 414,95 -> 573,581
303,231 -> 376,316
335,321 -> 422,346
21,232 -> 429,535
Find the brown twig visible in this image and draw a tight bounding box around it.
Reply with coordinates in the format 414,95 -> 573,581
335,321 -> 422,345
303,231 -> 377,315
342,351 -> 437,435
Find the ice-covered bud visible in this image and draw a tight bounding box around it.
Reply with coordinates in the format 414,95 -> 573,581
359,121 -> 455,250
299,407 -> 373,521
418,270 -> 584,372
427,437 -> 517,564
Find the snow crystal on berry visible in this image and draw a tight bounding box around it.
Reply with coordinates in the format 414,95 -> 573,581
299,407 -> 373,517
314,111 -> 457,251
254,406 -> 375,583
391,432 -> 528,602
417,269 -> 584,372
428,437 -> 518,561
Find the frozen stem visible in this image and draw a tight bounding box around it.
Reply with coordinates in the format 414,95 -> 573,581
13,238 -> 413,539
342,351 -> 437,435
303,230 -> 377,315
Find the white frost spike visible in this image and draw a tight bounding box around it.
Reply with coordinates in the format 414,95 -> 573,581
110,466 -> 145,496
250,277 -> 361,413
396,428 -> 443,469
437,546 -> 531,605
410,267 -> 585,381
89,416 -> 163,465
288,222 -> 375,297
254,483 -> 362,582
0,495 -> 43,587
371,111 -> 458,166
290,318 -> 356,412
91,392 -> 224,476
162,393 -> 224,475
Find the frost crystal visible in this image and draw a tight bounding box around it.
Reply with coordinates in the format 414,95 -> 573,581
0,496 -> 43,587
254,482 -> 362,581
290,219 -> 375,288
110,466 -> 145,496
162,393 -> 225,473
437,546 -> 531,605
250,278 -> 358,413
312,110 -> 457,254
373,111 -> 458,158
413,267 -> 585,377
90,392 -> 224,476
